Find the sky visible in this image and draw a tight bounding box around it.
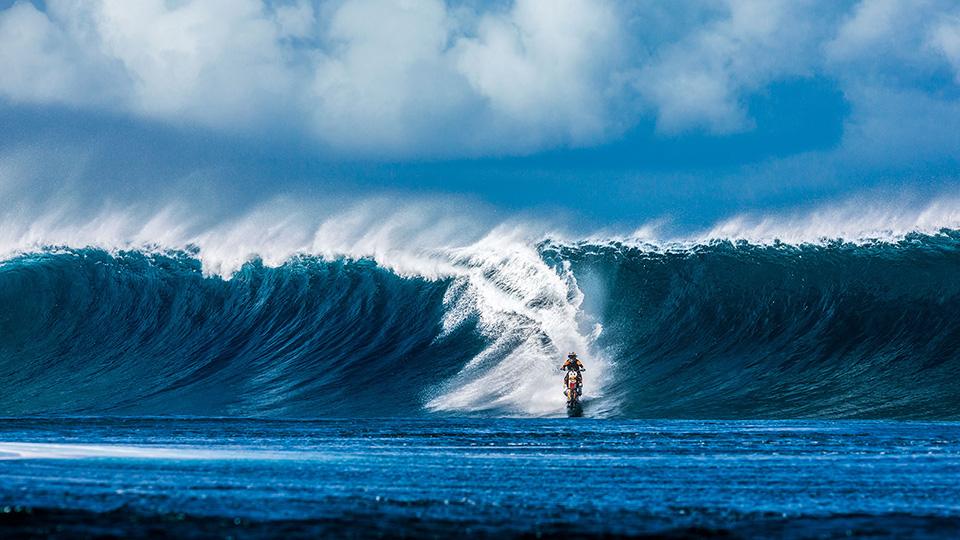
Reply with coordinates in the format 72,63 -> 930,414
2,0 -> 960,234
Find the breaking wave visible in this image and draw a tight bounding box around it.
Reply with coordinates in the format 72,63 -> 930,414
2,227 -> 960,419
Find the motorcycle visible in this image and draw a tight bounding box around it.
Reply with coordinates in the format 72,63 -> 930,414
564,368 -> 583,417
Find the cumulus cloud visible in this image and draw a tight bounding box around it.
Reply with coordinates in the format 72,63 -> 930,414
0,1 -> 122,106
826,0 -> 952,82
454,0 -> 622,148
633,1 -> 826,134
2,0 -> 960,162
309,0 -> 472,154
814,1 -> 960,168
929,11 -> 960,82
0,0 -> 628,156
97,0 -> 303,129
827,0 -> 908,61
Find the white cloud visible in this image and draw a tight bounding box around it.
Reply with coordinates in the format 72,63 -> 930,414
825,0 -> 952,82
633,0 -> 825,134
84,0 -> 301,128
0,0 -> 628,156
1,0 -> 960,163
929,12 -> 960,82
453,0 -> 622,148
274,0 -> 316,38
0,2 -> 121,106
308,0 -> 472,154
816,1 -> 960,168
827,0 -> 907,61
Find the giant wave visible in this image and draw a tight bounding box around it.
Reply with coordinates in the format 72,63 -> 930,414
2,229 -> 960,419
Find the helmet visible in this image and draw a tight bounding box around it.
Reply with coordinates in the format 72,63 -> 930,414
568,352 -> 577,358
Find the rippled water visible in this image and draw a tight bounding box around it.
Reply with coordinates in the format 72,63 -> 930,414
1,418 -> 959,537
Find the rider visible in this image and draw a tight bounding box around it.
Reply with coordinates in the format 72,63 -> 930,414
561,352 -> 585,372
561,352 -> 584,400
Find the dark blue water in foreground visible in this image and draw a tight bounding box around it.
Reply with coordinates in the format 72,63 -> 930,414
1,418 -> 959,538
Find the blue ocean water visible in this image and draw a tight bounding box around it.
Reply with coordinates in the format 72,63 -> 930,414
2,231 -> 960,419
4,232 -> 960,536
1,418 -> 959,537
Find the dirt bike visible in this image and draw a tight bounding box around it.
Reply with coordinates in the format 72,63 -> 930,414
564,369 -> 583,417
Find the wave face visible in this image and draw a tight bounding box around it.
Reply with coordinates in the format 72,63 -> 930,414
2,230 -> 960,419
544,230 -> 960,419
0,250 -> 486,417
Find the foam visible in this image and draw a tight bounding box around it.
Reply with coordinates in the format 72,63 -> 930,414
0,442 -> 304,461
424,229 -> 609,416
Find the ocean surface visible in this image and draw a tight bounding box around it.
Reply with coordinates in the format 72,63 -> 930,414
3,231 -> 960,536
1,418 -> 960,538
